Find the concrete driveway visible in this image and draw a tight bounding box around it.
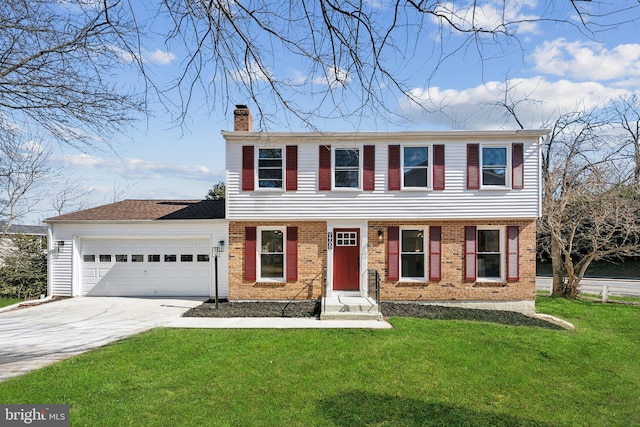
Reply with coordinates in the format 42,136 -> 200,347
0,297 -> 203,382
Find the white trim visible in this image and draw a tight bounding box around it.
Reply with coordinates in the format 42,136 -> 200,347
222,129 -> 551,142
256,226 -> 286,282
399,226 -> 429,282
400,144 -> 432,191
476,225 -> 506,282
326,221 -> 368,297
255,146 -> 285,192
332,145 -> 362,191
479,144 -> 511,190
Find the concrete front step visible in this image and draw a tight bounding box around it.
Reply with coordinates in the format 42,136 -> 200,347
321,296 -> 383,321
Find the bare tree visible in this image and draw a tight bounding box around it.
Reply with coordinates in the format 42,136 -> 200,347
0,133 -> 51,239
3,1 -> 638,136
540,115 -> 640,295
611,95 -> 640,184
493,90 -> 640,296
0,0 -> 143,146
51,181 -> 93,217
132,0 -> 640,129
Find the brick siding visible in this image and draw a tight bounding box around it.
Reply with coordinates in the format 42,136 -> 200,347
229,220 -> 536,302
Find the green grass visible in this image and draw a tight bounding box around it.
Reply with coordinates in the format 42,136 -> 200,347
0,298 -> 22,308
1,298 -> 639,426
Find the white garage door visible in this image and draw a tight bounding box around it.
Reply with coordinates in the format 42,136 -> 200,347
80,238 -> 211,296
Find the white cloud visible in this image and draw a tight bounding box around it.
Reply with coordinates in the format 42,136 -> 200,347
109,46 -> 176,66
399,77 -> 631,129
229,61 -> 271,83
145,49 -> 176,65
532,39 -> 640,83
56,153 -> 219,181
290,66 -> 352,89
430,1 -> 540,34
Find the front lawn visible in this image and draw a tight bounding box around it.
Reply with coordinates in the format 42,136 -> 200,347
0,298 -> 638,426
0,298 -> 22,309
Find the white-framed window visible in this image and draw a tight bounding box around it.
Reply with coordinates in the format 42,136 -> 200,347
400,227 -> 427,280
258,226 -> 285,280
334,147 -> 361,189
335,231 -> 358,246
402,146 -> 430,189
477,226 -> 504,281
257,147 -> 283,189
481,145 -> 509,187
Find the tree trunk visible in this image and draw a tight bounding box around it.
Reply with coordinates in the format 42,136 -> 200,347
550,237 -> 566,296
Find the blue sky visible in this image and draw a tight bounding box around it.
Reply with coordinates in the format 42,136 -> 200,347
29,1 -> 640,222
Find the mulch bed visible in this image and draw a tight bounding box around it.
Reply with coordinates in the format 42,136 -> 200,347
183,299 -> 565,330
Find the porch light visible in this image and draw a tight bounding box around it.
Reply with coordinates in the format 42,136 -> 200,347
377,228 -> 384,242
56,241 -> 65,253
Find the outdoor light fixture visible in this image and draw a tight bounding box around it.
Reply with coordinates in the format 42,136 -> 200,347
217,240 -> 225,252
377,228 -> 384,242
56,241 -> 65,253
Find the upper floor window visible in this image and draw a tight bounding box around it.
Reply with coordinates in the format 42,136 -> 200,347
258,148 -> 283,189
403,146 -> 429,188
481,146 -> 508,187
401,228 -> 427,280
334,148 -> 360,188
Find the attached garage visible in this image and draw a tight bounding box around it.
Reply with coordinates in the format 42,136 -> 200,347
80,237 -> 213,296
46,200 -> 228,298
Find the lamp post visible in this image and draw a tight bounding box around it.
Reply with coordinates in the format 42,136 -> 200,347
213,240 -> 225,309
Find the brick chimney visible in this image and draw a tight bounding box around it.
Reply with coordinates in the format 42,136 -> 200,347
233,104 -> 252,132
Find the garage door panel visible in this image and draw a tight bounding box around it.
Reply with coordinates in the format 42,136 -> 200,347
81,238 -> 212,297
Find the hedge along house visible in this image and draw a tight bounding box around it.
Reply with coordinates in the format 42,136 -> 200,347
45,200 -> 228,298
225,106 -> 548,316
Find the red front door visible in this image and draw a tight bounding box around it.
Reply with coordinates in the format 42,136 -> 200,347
333,229 -> 360,291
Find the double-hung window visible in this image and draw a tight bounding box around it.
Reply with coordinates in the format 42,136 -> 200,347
258,148 -> 283,189
481,146 -> 508,187
477,228 -> 503,280
403,146 -> 429,188
400,228 -> 427,280
334,148 -> 360,188
258,227 -> 285,280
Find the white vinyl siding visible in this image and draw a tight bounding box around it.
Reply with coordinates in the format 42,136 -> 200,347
50,240 -> 73,296
225,133 -> 544,220
47,221 -> 228,298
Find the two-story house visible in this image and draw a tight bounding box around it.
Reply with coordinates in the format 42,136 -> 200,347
225,106 -> 547,315
45,105 -> 547,316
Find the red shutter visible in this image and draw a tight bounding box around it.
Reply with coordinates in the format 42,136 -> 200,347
433,145 -> 445,190
286,226 -> 298,281
467,144 -> 480,190
464,226 -> 477,282
388,145 -> 400,190
286,145 -> 298,191
319,145 -> 331,191
429,226 -> 442,281
363,145 -> 375,191
388,226 -> 400,281
242,146 -> 254,191
512,143 -> 524,189
245,227 -> 257,281
507,225 -> 519,281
